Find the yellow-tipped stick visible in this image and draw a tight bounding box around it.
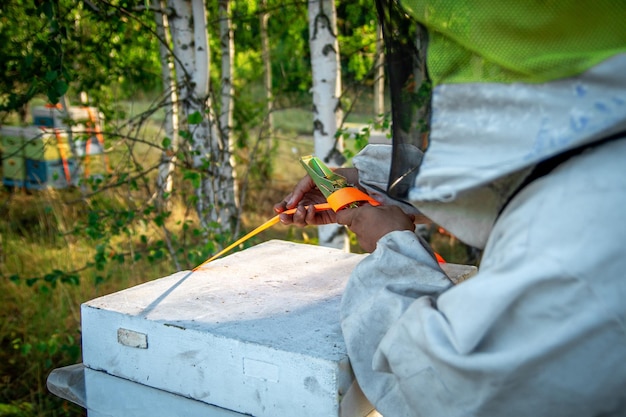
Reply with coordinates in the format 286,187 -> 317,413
193,203 -> 332,270
193,216 -> 281,270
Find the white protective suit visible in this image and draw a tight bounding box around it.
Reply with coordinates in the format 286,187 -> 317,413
340,52 -> 626,416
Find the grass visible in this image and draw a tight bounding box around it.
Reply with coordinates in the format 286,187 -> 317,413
0,187 -> 189,416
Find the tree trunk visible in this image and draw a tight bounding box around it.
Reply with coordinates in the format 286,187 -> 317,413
153,0 -> 179,209
167,0 -> 209,226
308,0 -> 349,251
217,0 -> 239,235
167,0 -> 237,238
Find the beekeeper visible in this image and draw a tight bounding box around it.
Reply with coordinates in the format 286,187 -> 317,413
274,0 -> 626,415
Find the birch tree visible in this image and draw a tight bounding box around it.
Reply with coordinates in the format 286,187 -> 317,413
167,0 -> 238,238
153,0 -> 179,208
217,0 -> 239,235
308,0 -> 349,250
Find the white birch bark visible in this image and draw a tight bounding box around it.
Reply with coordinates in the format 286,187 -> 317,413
166,0 -> 191,109
217,0 -> 239,235
167,0 -> 238,238
167,0 -> 206,208
153,0 -> 179,208
308,0 -> 349,251
187,0 -> 217,232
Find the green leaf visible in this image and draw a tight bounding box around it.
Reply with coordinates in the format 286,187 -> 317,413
42,1 -> 54,19
46,89 -> 59,105
179,130 -> 192,141
54,80 -> 69,96
188,111 -> 203,125
154,214 -> 165,227
45,70 -> 58,81
183,170 -> 201,188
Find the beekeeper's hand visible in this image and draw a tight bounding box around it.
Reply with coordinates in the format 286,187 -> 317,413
336,204 -> 416,252
274,168 -> 359,227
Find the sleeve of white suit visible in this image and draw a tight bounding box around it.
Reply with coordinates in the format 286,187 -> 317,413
340,139 -> 626,417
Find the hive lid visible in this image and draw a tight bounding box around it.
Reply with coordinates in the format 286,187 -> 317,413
84,240 -> 366,360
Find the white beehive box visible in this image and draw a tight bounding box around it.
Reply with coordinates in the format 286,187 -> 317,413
83,367 -> 254,417
81,240 -> 375,417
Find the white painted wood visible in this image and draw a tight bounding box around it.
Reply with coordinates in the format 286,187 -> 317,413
81,240 -> 374,417
55,241 -> 474,416
117,328 -> 148,349
84,367 -> 244,417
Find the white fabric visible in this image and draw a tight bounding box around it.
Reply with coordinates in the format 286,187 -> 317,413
353,143 -> 532,249
411,53 -> 626,201
410,53 -> 626,248
353,144 -> 423,217
341,137 -> 626,416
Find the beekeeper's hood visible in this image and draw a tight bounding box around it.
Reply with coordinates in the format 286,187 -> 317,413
374,0 -> 626,248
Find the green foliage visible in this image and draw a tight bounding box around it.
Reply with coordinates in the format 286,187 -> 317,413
234,50 -> 263,86
0,0 -> 70,112
70,2 -> 162,109
0,188 -> 206,416
0,0 -> 161,119
267,0 -> 311,94
0,402 -> 34,417
339,113 -> 392,160
187,111 -> 203,125
337,0 -> 379,83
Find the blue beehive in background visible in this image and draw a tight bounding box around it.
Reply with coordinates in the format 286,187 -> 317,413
1,104 -> 107,189
1,126 -> 78,189
24,128 -> 77,190
33,105 -> 110,182
25,159 -> 78,190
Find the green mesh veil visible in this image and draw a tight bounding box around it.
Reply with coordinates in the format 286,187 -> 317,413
375,0 -> 430,200
376,0 -> 626,199
399,0 -> 626,86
